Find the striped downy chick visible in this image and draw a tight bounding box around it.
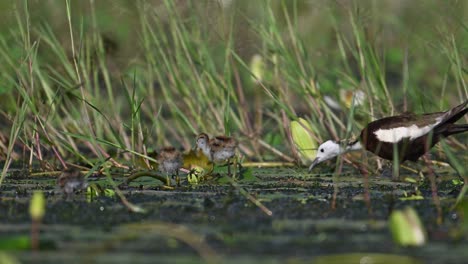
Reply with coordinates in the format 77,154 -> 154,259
196,133 -> 238,175
157,146 -> 183,185
57,168 -> 88,197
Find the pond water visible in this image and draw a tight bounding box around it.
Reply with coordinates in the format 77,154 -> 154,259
0,167 -> 467,263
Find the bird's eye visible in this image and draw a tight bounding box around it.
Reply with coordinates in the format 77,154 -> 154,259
320,148 -> 324,153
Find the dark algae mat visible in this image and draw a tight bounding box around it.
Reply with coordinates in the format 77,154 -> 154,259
1,167 -> 467,264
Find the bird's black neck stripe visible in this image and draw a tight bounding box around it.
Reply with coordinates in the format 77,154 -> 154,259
335,138 -> 359,146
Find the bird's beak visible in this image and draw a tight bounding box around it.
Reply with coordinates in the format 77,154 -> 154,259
308,157 -> 320,172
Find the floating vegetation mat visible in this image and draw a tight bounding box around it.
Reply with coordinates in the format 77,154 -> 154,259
1,167 -> 467,263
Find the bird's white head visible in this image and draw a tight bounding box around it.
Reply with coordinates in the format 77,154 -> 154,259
308,140 -> 343,171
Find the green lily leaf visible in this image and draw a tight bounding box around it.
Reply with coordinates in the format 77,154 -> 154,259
187,166 -> 206,185
389,207 -> 426,246
290,117 -> 317,162
183,149 -> 212,173
104,188 -> 116,197
86,183 -> 116,202
29,191 -> 45,221
250,54 -> 264,83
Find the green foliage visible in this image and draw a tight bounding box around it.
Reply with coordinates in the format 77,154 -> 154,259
389,207 -> 427,246
239,167 -> 257,182
86,183 -> 116,202
0,0 -> 465,187
290,117 -> 317,162
0,236 -> 30,251
29,191 -> 46,221
183,149 -> 213,173
456,199 -> 468,235
0,252 -> 21,264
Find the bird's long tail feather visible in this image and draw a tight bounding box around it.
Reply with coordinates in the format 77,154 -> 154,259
444,124 -> 468,136
443,99 -> 468,125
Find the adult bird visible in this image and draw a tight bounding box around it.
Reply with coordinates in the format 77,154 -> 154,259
309,100 -> 468,173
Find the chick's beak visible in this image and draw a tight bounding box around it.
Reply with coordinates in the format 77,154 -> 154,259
308,157 -> 320,172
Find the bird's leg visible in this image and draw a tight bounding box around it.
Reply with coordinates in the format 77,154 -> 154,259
233,156 -> 238,179
423,154 -> 442,225
376,158 -> 383,171
392,166 -> 400,182
175,170 -> 181,187
229,156 -> 239,179
165,173 -> 171,186
237,157 -> 243,177
227,158 -> 232,177
392,144 -> 400,181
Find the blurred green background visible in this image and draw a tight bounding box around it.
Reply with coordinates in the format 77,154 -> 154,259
0,0 -> 466,164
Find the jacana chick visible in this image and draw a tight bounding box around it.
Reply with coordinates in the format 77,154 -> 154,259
57,168 -> 88,197
157,146 -> 183,185
196,133 -> 238,175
